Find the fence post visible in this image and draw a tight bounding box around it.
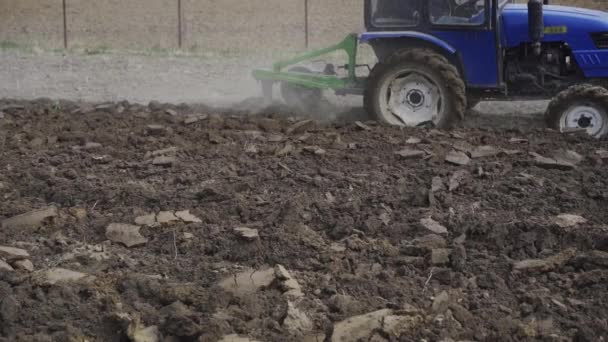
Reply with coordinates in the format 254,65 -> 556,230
304,0 -> 309,49
62,0 -> 68,49
178,0 -> 183,48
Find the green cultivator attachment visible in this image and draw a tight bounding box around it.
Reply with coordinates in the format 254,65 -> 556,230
252,34 -> 366,109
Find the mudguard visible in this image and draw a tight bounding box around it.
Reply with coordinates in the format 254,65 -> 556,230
359,31 -> 457,55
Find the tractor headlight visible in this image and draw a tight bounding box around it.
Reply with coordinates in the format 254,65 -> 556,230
591,32 -> 608,49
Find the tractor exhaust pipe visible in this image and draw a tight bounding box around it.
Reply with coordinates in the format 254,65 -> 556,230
528,0 -> 544,56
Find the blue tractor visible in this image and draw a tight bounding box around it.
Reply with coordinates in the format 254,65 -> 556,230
253,0 -> 608,138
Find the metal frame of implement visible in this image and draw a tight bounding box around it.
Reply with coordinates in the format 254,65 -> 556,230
252,34 -> 366,101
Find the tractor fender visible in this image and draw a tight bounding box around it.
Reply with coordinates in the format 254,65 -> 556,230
359,31 -> 457,54
359,32 -> 465,81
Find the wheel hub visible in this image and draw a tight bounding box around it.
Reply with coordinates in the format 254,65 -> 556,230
577,115 -> 592,128
562,105 -> 606,136
387,74 -> 441,126
406,89 -> 424,108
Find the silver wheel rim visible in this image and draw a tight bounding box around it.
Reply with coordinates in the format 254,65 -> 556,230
379,70 -> 443,126
561,103 -> 607,137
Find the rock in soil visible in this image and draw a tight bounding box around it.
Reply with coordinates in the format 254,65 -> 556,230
554,149 -> 584,165
431,176 -> 445,192
0,246 -> 29,261
554,214 -> 587,228
354,121 -> 372,131
513,248 -> 577,273
147,147 -> 178,158
146,124 -> 166,135
218,335 -> 262,342
135,213 -> 158,227
184,114 -> 206,125
432,291 -> 450,313
152,156 -> 176,166
106,223 -> 148,247
445,150 -> 471,166
234,227 -> 259,241
175,210 -> 202,223
395,148 -> 425,159
275,265 -> 303,298
471,145 -> 500,159
218,267 -> 275,297
286,120 -> 313,134
36,268 -> 93,285
283,301 -> 313,333
0,259 -> 14,272
128,321 -> 160,342
1,206 -> 58,230
449,169 -> 469,191
420,218 -> 449,235
156,211 -> 179,224
531,152 -> 576,170
12,259 -> 34,272
383,314 -> 424,338
331,309 -> 392,342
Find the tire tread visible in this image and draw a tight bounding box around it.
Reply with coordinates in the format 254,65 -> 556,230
545,83 -> 608,137
364,48 -> 466,128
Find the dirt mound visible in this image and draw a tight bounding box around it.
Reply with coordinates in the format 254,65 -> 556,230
1,99 -> 607,341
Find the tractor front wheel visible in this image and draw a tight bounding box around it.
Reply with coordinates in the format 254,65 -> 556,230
545,84 -> 608,138
364,48 -> 466,128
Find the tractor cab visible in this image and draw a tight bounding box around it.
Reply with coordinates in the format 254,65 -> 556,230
363,0 -> 502,89
368,0 -> 487,28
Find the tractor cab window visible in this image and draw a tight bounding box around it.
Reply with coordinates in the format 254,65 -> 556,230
430,0 -> 486,26
370,0 -> 422,28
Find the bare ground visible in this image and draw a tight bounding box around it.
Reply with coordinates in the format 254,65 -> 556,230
0,99 -> 607,341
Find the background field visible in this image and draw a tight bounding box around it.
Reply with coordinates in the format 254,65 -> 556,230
0,0 -> 605,53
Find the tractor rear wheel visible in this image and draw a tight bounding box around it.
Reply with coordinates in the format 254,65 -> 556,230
280,66 -> 323,114
364,48 -> 466,128
545,84 -> 608,138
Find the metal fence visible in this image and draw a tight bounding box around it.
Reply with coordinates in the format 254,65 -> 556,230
0,0 -> 362,51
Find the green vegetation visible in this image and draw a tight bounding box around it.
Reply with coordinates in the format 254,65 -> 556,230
42,44 -> 298,61
0,34 -> 382,64
83,46 -> 111,55
0,41 -> 20,50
